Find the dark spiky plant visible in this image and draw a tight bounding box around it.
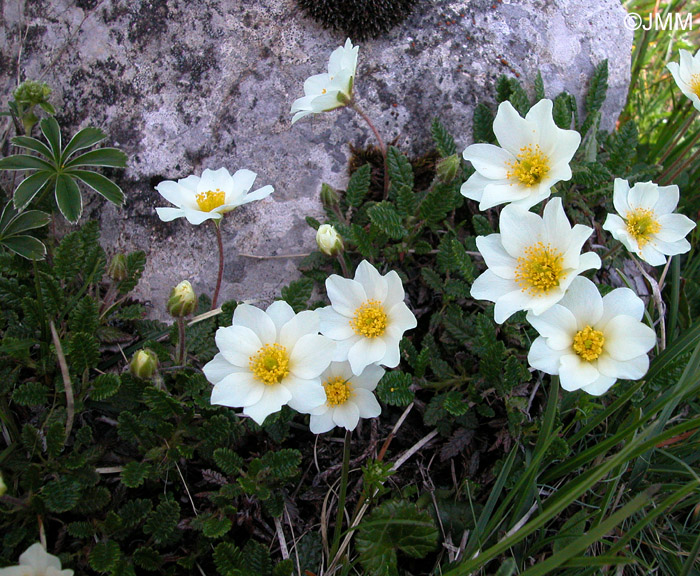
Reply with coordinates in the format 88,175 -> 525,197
297,0 -> 419,40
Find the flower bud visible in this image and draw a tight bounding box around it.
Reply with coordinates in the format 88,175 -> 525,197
320,183 -> 340,208
13,80 -> 52,105
316,224 -> 344,256
0,471 -> 6,497
107,253 -> 128,281
167,280 -> 196,317
130,348 -> 159,380
436,154 -> 461,184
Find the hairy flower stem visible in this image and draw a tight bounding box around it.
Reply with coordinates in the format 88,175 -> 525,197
176,317 -> 187,366
212,221 -> 224,310
330,430 -> 352,562
351,101 -> 390,199
337,254 -> 350,277
658,113 -> 694,164
633,257 -> 666,352
659,129 -> 700,184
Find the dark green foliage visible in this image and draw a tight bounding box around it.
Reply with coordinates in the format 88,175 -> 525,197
581,59 -> 608,135
431,118 -> 457,157
552,91 -> 575,129
346,163 -> 372,208
377,371 -> 414,406
90,540 -> 122,573
472,102 -> 496,144
281,277 -> 314,313
143,495 -> 180,545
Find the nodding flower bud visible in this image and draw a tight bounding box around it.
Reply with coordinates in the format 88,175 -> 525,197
107,253 -> 128,282
320,183 -> 340,208
316,224 -> 344,257
167,280 -> 196,318
130,348 -> 159,380
436,153 -> 461,184
0,471 -> 6,497
13,80 -> 52,105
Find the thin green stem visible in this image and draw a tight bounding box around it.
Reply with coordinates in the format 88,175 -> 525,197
659,130 -> 700,184
176,317 -> 186,366
212,220 -> 224,310
330,430 -> 352,562
667,255 -> 681,345
337,253 -> 350,278
658,114 -> 694,164
350,101 -> 389,199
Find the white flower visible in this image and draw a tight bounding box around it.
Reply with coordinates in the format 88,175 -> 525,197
470,197 -> 601,324
316,224 -> 344,256
319,260 -> 417,376
308,362 -> 383,434
290,39 -> 359,124
461,99 -> 581,210
0,543 -> 73,576
527,277 -> 656,395
155,167 -> 273,225
667,48 -> 700,112
203,301 -> 336,425
602,179 -> 696,266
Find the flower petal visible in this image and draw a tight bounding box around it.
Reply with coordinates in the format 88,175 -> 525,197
155,180 -> 185,207
579,374 -> 617,396
309,409 -> 336,434
351,363 -> 385,390
476,234 -> 516,279
655,213 -> 696,242
493,100 -> 532,155
597,352 -> 649,381
285,376 -> 327,413
215,325 -> 262,367
233,304 -> 276,345
211,372 -> 264,408
279,309 -> 320,349
326,275 -> 366,317
265,300 -> 296,334
332,401 -> 360,431
319,306 -> 355,340
289,334 -> 336,379
202,353 -> 235,384
499,204 -> 544,256
348,337 -> 386,375
462,143 -> 511,179
628,181 -> 659,211
354,260 -> 388,302
243,385 -> 291,425
155,207 -> 185,222
526,305 -> 577,350
528,336 -> 563,374
559,354 -> 600,390
603,316 -> 656,361
353,388 -> 382,418
557,277 -> 603,327
599,287 -> 645,326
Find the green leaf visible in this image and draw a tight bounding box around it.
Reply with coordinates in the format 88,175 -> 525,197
305,216 -> 321,230
214,447 -> 244,475
213,542 -> 244,575
10,135 -> 54,159
2,235 -> 46,260
61,126 -> 107,160
54,173 -> 83,223
69,295 -> 99,334
507,79 -> 530,116
368,202 -> 406,239
281,277 -> 314,313
376,371 -> 414,406
346,163 -> 371,208
13,171 -> 53,210
12,381 -> 48,406
67,332 -> 100,373
42,476 -> 81,512
242,541 -> 272,576
387,147 -> 415,213
582,59 -> 608,135
2,209 -> 50,236
90,541 -> 121,573
431,118 -> 457,157
534,71 -> 546,101
472,102 -> 496,144
65,147 -> 128,168
356,500 -> 439,576
121,461 -> 152,488
91,373 -> 121,400
495,75 -> 512,103
143,496 -> 180,545
68,169 -> 125,206
472,214 -> 493,236
40,116 -> 62,162
0,154 -> 54,171
132,547 -> 163,571
552,92 -> 573,129
203,515 -> 233,539
46,420 -> 66,458
116,251 -> 146,294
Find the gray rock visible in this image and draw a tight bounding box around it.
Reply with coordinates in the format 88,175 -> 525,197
0,0 -> 632,318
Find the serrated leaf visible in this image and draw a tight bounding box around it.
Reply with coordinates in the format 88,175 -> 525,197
242,541 -> 272,576
472,214 -> 493,236
346,163 -> 371,208
203,515 -> 233,539
305,216 -> 320,230
69,295 -> 99,334
387,147 -> 416,215
377,371 -> 414,406
443,390 -> 469,416
90,540 -> 121,573
214,542 -> 244,575
472,102 -> 495,144
582,59 -> 608,135
143,496 -> 180,545
431,118 -> 457,157
421,267 -> 443,293
534,71 -> 546,101
67,332 -> 100,372
507,79 -> 530,116
420,183 -> 457,225
121,461 -> 152,488
368,202 -> 407,239
43,476 -> 81,512
116,250 -> 146,294
214,447 -> 244,475
356,500 -> 438,576
281,277 -> 313,313
55,172 -> 82,223
12,381 -> 48,406
132,547 -> 163,571
495,75 -> 512,103
552,92 -> 573,129
46,420 -> 66,458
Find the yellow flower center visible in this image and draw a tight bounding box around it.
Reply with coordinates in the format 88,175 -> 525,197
321,88 -> 327,94
249,343 -> 290,386
507,144 -> 551,187
514,242 -> 564,295
572,325 -> 605,362
690,73 -> 700,98
196,188 -> 226,212
625,208 -> 660,248
324,376 -> 352,406
350,300 -> 387,338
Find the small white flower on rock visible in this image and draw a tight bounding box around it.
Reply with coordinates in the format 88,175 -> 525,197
0,542 -> 73,576
470,197 -> 601,323
527,277 -> 656,395
667,48 -> 700,112
290,39 -> 358,124
155,167 -> 273,225
461,99 -> 580,210
319,260 -> 417,376
602,179 -> 696,266
309,362 -> 383,434
203,301 -> 336,425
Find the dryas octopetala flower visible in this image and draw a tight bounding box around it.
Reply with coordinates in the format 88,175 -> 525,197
461,99 -> 581,210
602,179 -> 696,266
167,280 -> 197,317
667,48 -> 700,112
130,348 -> 159,380
308,362 -> 383,434
527,277 -> 656,395
0,543 -> 73,576
203,301 -> 336,425
155,167 -> 273,225
319,260 -> 417,376
316,224 -> 344,256
290,39 -> 359,124
470,197 -> 601,324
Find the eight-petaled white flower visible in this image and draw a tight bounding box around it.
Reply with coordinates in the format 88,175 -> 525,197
0,543 -> 73,576
602,179 -> 696,266
203,301 -> 335,425
667,48 -> 700,112
527,277 -> 656,395
319,260 -> 417,376
461,99 -> 581,210
290,39 -> 359,124
308,362 -> 383,434
155,167 -> 273,225
470,198 -> 601,324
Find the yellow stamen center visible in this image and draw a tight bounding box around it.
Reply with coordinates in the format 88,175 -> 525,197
350,300 -> 387,338
625,208 -> 660,248
324,376 -> 351,406
514,242 -> 564,296
196,188 -> 226,212
249,343 -> 290,386
572,325 -> 605,362
321,88 -> 327,94
507,144 -> 551,187
690,74 -> 700,98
